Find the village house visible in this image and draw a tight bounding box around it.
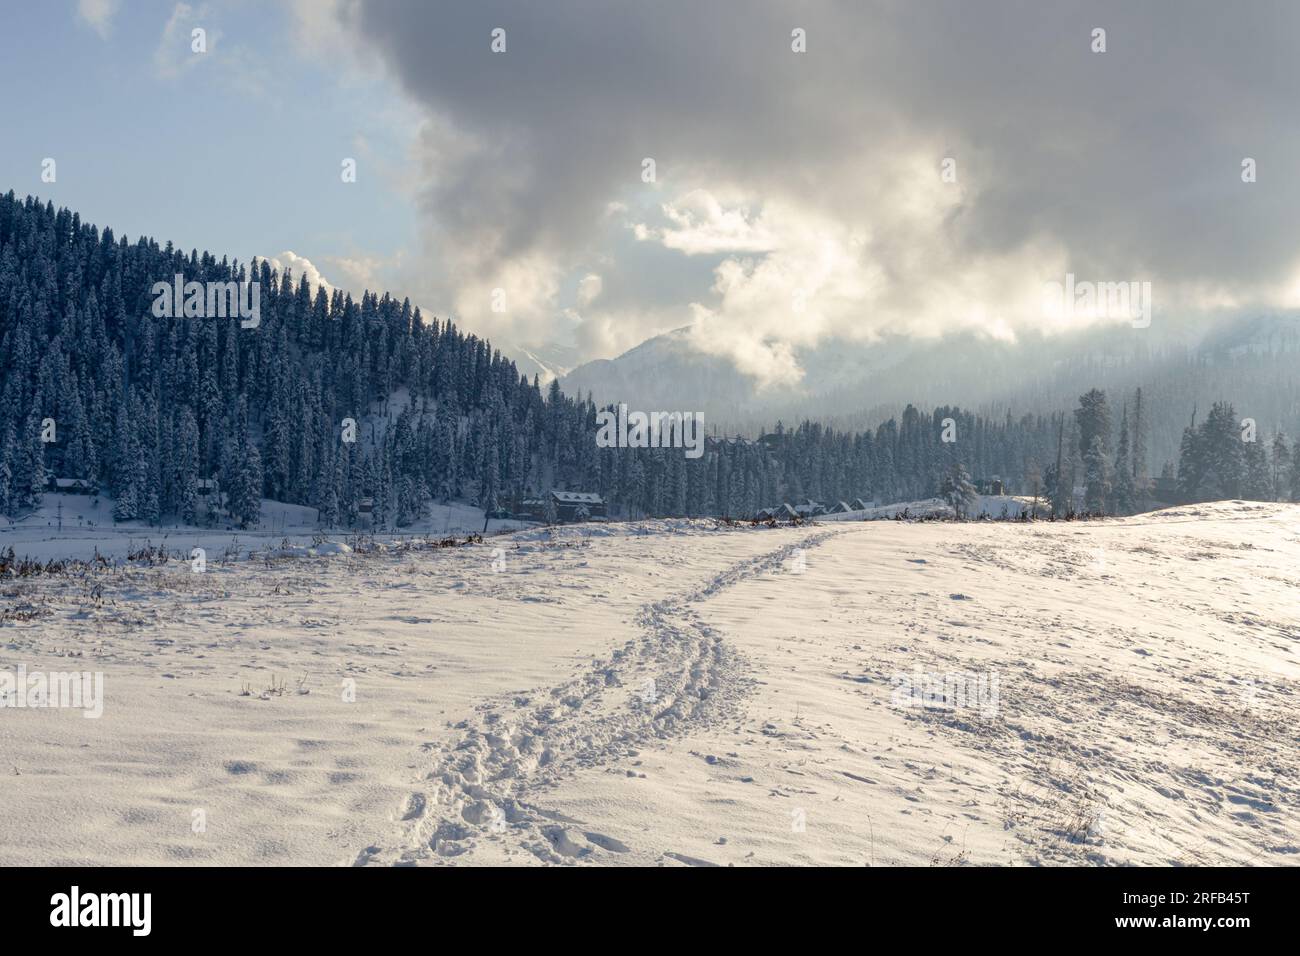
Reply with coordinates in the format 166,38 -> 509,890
47,476 -> 96,495
519,491 -> 607,523
550,491 -> 606,522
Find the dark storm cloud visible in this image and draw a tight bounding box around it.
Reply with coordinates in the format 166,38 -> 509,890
334,0 -> 1300,365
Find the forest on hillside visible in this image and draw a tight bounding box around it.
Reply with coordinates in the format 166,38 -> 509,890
2,193 -> 1296,529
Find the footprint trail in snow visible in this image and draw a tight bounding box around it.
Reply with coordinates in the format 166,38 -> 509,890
357,531 -> 835,866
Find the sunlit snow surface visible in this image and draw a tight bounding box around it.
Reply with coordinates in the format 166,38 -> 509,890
1,500 -> 1296,866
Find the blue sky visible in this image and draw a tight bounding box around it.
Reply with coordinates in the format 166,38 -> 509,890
1,1 -> 415,291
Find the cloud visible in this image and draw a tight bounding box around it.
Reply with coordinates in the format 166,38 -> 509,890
450,252 -> 564,348
312,0 -> 1300,383
638,190 -> 780,256
154,3 -> 219,79
323,253 -> 396,297
576,273 -> 603,308
680,191 -> 1064,386
255,251 -> 336,296
76,0 -> 119,38
287,0 -> 366,61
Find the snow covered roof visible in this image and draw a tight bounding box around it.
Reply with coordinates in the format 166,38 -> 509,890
552,491 -> 604,504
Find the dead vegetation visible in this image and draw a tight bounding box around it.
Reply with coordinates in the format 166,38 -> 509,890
345,532 -> 483,554
238,672 -> 310,700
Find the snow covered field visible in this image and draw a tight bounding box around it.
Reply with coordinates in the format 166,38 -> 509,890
1,501 -> 1297,866
0,494 -> 534,564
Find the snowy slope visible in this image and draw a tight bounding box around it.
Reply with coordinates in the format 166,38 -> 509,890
507,342 -> 581,386
1,502 -> 1296,866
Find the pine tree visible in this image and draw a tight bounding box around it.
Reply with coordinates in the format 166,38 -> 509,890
1075,389 -> 1112,462
21,412 -> 46,510
1241,437 -> 1271,500
1270,433 -> 1289,501
178,407 -> 200,523
1131,387 -> 1147,486
1112,405 -> 1136,515
0,425 -> 14,516
113,482 -> 138,523
228,437 -> 263,529
1177,418 -> 1202,502
940,461 -> 978,518
1199,402 -> 1243,500
1049,413 -> 1068,516
1068,389 -> 1109,513
1083,436 -> 1108,513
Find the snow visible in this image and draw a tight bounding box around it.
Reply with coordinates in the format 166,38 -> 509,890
0,493 -> 535,563
1,500 -> 1296,866
815,494 -> 1040,521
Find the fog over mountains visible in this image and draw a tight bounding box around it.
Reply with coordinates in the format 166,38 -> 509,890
559,313 -> 1300,471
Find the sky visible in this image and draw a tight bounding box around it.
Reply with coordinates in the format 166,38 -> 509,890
4,1 -> 1300,387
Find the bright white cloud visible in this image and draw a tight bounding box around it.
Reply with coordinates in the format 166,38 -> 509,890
666,179 -> 1075,387
638,190 -> 780,256
255,251 -> 335,296
451,253 -> 563,347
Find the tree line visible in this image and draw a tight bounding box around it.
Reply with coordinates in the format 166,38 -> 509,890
2,193 -> 1295,529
